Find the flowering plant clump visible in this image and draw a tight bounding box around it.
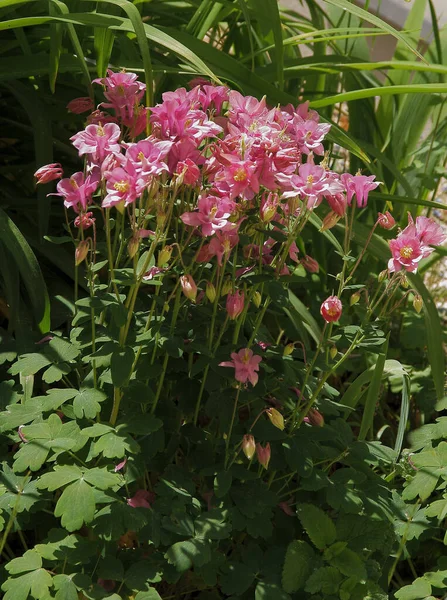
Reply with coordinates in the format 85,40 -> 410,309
1,70 -> 446,600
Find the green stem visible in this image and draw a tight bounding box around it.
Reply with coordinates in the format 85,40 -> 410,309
225,387 -> 241,469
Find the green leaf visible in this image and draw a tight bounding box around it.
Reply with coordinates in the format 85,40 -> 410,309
394,577 -> 432,600
9,353 -> 51,377
305,566 -> 343,595
220,561 -> 256,595
5,549 -> 42,574
54,479 -> 95,532
111,346 -> 135,387
53,574 -> 79,600
73,387 -> 107,419
165,539 -> 211,572
214,471 -> 232,498
83,467 -> 120,490
37,465 -> 83,491
256,581 -> 291,600
358,335 -> 389,441
282,540 -> 315,593
2,568 -> 53,600
327,548 -> 367,581
297,504 -> 336,550
135,590 -> 163,600
91,430 -> 140,459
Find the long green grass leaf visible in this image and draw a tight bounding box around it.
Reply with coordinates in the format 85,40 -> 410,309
358,335 -> 389,440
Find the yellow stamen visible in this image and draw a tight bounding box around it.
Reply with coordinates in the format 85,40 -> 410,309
400,246 -> 413,259
114,180 -> 129,193
234,168 -> 247,182
97,124 -> 105,137
306,175 -> 314,185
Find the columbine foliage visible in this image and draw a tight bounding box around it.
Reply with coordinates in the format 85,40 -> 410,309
0,70 -> 446,600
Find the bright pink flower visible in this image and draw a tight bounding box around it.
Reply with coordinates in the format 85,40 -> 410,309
320,295 -> 342,323
67,96 -> 95,114
125,138 -> 171,184
70,122 -> 121,164
198,228 -> 240,265
256,442 -> 271,469
301,255 -> 319,273
341,173 -> 380,208
53,169 -> 100,212
34,163 -> 63,184
226,290 -> 245,320
176,158 -> 201,186
388,232 -> 424,273
215,157 -> 260,200
199,84 -> 229,114
94,69 -> 146,128
102,162 -> 138,209
228,91 -> 267,125
294,118 -> 331,155
180,274 -> 197,302
219,348 -> 262,386
326,192 -> 347,216
413,215 -> 445,247
181,193 -> 235,236
279,163 -> 338,209
74,212 -> 95,230
127,489 -> 152,509
377,211 -> 395,230
289,241 -> 299,263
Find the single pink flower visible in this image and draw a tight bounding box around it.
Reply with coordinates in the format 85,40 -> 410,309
388,232 -> 424,273
176,158 -> 201,186
125,138 -> 171,180
52,169 -> 100,212
180,274 -> 197,302
226,290 -> 245,320
294,118 -> 331,156
256,442 -> 271,469
102,162 -> 138,209
219,348 -> 262,386
300,255 -> 319,273
198,228 -> 240,265
215,157 -> 260,200
67,96 -> 95,114
341,173 -> 380,208
320,295 -> 342,323
70,122 -> 121,164
34,163 -> 63,184
127,489 -> 152,509
74,212 -> 95,230
326,192 -> 347,216
414,215 -> 445,247
181,193 -> 235,237
377,211 -> 396,230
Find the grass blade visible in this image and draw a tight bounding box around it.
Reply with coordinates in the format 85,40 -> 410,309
358,335 -> 389,440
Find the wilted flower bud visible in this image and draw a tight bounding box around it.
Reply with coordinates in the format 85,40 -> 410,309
283,343 -> 294,356
287,196 -> 301,215
128,234 -> 139,259
253,291 -> 262,308
329,345 -> 337,359
221,278 -> 232,296
75,240 -> 90,266
242,434 -> 256,460
180,274 -> 197,302
301,255 -> 319,274
378,269 -> 388,283
158,245 -> 173,267
306,408 -> 324,427
226,290 -> 244,320
206,282 -> 217,303
350,291 -> 361,306
320,211 -> 340,231
260,192 -> 279,223
377,211 -> 396,230
413,294 -> 423,314
256,442 -> 271,469
266,408 -> 285,431
320,295 -> 342,323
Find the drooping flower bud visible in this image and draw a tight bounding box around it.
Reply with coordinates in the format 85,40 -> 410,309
75,240 -> 90,266
350,291 -> 361,306
67,96 -> 95,114
266,408 -> 285,431
378,269 -> 388,283
401,275 -> 410,289
157,245 -> 173,267
128,234 -> 139,259
377,211 -> 396,230
206,282 -> 217,303
242,434 -> 256,460
320,295 -> 342,323
260,192 -> 279,223
74,212 -> 95,230
329,345 -> 337,359
221,278 -> 232,296
306,408 -> 324,427
256,442 -> 271,469
287,196 -> 301,215
253,291 -> 262,308
180,274 -> 197,302
283,343 -> 294,356
320,211 -> 340,231
226,290 -> 245,320
413,294 -> 423,314
301,255 -> 319,273
34,163 -> 63,185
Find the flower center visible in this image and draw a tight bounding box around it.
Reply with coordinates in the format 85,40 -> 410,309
306,175 -> 314,185
326,307 -> 338,316
233,168 -> 247,182
399,246 -> 413,259
96,124 -> 106,137
242,349 -> 251,363
138,151 -> 145,161
114,180 -> 130,193
210,205 -> 218,218
69,178 -> 79,189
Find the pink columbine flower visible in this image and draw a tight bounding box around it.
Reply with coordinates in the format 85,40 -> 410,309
34,163 -> 63,184
279,163 -> 337,209
102,162 -> 138,210
67,96 -> 95,114
256,442 -> 271,469
181,193 -> 235,237
326,192 -> 347,216
70,122 -> 121,164
180,274 -> 197,302
226,290 -> 245,320
377,211 -> 396,230
215,157 -> 260,200
176,158 -> 201,186
53,169 -> 100,212
294,118 -> 331,156
388,232 -> 424,273
320,295 -> 343,323
412,215 -> 446,248
301,255 -> 319,273
74,212 -> 95,230
219,348 -> 262,386
127,489 -> 152,509
341,173 -> 380,208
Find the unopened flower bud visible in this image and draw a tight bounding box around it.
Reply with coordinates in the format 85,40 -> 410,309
242,434 -> 256,460
206,282 -> 217,303
287,196 -> 301,215
157,211 -> 167,228
320,295 -> 342,323
266,408 -> 285,431
301,255 -> 319,273
350,291 -> 361,306
253,291 -> 262,308
329,345 -> 337,359
256,442 -> 271,469
283,343 -> 294,356
401,275 -> 410,289
226,290 -> 244,320
378,269 -> 388,283
307,408 -> 324,427
260,192 -> 279,223
158,245 -> 173,267
128,234 -> 139,259
377,211 -> 396,230
75,240 -> 90,266
180,274 -> 197,302
221,278 -> 232,296
413,294 -> 423,314
320,211 -> 340,231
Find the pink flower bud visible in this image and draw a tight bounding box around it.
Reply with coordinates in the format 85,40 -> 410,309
242,434 -> 256,460
377,211 -> 396,230
306,407 -> 324,427
127,489 -> 152,509
256,442 -> 271,469
226,290 -> 244,320
266,408 -> 285,431
300,255 -> 319,273
320,295 -> 342,323
34,163 -> 63,185
74,212 -> 95,230
66,96 -> 95,114
115,458 -> 127,472
260,192 -> 279,223
180,274 -> 197,302
326,193 -> 347,216
75,240 -> 90,266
